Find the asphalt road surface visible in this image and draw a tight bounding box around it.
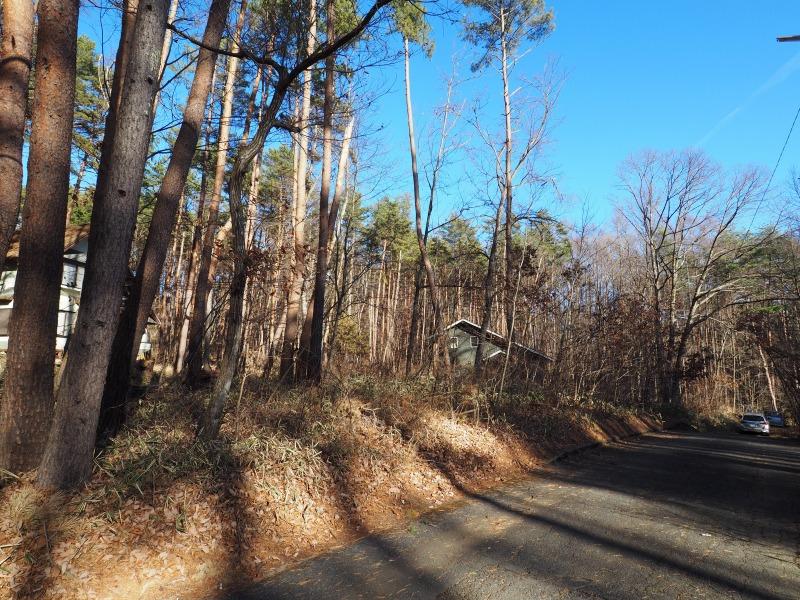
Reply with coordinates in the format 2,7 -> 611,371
227,431 -> 800,600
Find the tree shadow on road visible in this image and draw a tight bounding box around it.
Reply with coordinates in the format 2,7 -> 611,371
222,430 -> 799,600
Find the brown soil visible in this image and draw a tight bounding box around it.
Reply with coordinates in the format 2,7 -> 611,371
0,378 -> 659,600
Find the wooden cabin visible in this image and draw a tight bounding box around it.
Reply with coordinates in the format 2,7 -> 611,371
445,319 -> 552,369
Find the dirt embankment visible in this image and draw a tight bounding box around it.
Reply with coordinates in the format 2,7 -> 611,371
0,378 -> 660,600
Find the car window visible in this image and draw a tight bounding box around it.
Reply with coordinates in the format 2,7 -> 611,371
742,415 -> 765,422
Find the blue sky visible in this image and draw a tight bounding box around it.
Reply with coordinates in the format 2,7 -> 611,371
76,1 -> 800,229
368,0 -> 800,227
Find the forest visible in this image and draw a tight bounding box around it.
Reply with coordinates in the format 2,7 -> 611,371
0,0 -> 798,597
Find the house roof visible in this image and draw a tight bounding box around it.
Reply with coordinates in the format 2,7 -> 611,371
2,224 -> 158,325
445,319 -> 553,361
5,224 -> 90,263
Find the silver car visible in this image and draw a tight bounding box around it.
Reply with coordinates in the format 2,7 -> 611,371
738,413 -> 770,435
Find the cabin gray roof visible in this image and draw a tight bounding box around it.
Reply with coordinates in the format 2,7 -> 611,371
445,319 -> 553,361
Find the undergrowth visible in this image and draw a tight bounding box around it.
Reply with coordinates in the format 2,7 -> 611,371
0,375 -> 657,600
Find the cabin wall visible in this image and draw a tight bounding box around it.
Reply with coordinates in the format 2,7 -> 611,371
447,328 -> 504,367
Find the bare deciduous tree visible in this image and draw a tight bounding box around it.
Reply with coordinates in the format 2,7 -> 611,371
620,150 -> 767,404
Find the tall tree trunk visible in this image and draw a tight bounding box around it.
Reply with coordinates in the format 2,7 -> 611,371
499,11 -> 514,340
307,111 -> 355,380
151,0 -> 179,114
300,0 -> 335,382
98,0 -> 233,439
402,37 -> 450,377
0,0 -> 35,275
37,0 -> 170,489
202,0 -> 395,433
407,74 -> 455,375
326,203 -> 353,364
237,74 -> 267,375
176,71 -> 217,373
0,0 -> 78,473
197,60 -> 303,438
758,344 -> 778,411
279,0 -> 316,381
186,0 -> 246,385
300,105 -> 356,379
93,0 -> 139,224
406,263 -> 424,373
475,195 -> 505,377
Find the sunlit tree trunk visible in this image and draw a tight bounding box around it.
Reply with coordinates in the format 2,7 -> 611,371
187,0 -> 247,384
299,0 -> 336,382
279,0 -> 316,381
151,0 -> 179,114
37,0 -> 170,489
176,70 -> 217,373
98,0 -> 233,439
500,8 -> 515,340
402,37 -> 450,377
92,0 -> 139,225
0,0 -> 35,275
0,0 -> 79,473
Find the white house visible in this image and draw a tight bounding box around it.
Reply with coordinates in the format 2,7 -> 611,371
0,225 -> 154,356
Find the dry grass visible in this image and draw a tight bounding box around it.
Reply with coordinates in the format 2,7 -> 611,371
0,376 -> 655,600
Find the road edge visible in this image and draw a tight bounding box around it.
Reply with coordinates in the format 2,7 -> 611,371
546,416 -> 679,464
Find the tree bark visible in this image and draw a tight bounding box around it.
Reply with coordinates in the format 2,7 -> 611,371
150,0 -> 179,114
301,0 -> 336,382
299,103 -> 357,379
198,69 -> 297,439
98,0 -> 233,440
499,9 -> 515,340
0,0 -> 35,275
306,113 -> 356,380
758,344 -> 778,411
279,0 -> 316,382
279,0 -> 317,382
0,0 -> 78,473
37,0 -> 169,489
176,69 -> 217,373
186,0 -> 247,385
93,0 -> 140,225
475,194 -> 505,377
201,0 -> 395,435
402,37 -> 450,377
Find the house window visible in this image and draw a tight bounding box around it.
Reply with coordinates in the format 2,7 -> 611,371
470,335 -> 479,347
449,336 -> 459,349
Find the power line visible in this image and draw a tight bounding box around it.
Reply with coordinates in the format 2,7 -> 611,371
756,33 -> 800,230
764,34 -> 800,195
764,103 -> 800,195
749,101 -> 800,232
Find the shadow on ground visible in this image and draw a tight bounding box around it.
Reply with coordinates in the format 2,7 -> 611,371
220,431 -> 800,600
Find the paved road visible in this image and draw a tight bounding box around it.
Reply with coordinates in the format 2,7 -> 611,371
228,431 -> 800,599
